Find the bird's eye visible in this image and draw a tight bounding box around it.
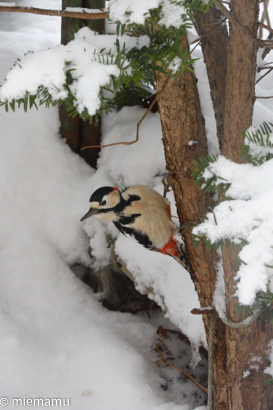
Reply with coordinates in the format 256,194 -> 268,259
101,200 -> 106,206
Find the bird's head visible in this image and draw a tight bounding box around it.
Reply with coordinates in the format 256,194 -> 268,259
80,186 -> 122,222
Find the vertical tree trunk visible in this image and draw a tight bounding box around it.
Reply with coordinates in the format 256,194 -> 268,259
221,0 -> 258,163
60,0 -> 104,168
155,34 -> 228,409
156,1 -> 273,406
194,6 -> 228,148
220,1 -> 273,408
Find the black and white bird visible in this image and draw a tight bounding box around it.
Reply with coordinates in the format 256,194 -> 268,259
80,185 -> 181,258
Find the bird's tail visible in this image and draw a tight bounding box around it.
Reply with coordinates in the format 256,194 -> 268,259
159,235 -> 180,258
159,236 -> 190,269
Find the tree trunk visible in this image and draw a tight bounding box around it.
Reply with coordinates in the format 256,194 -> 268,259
156,1 -> 273,407
222,0 -> 258,163
220,1 -> 273,408
60,0 -> 104,168
194,6 -> 228,148
155,34 -> 228,409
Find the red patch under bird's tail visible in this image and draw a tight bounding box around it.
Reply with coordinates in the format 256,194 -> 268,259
159,235 -> 180,258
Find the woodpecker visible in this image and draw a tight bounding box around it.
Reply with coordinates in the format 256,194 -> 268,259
80,185 -> 181,258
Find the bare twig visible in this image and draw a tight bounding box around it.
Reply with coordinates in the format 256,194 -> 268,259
262,33 -> 273,59
256,66 -> 273,84
190,19 -> 226,54
256,95 -> 273,99
0,5 -> 108,20
82,76 -> 171,150
155,345 -> 208,394
191,308 -> 216,315
161,176 -> 171,198
215,1 -> 258,40
259,0 -> 270,39
215,1 -> 273,48
259,21 -> 273,36
257,64 -> 273,71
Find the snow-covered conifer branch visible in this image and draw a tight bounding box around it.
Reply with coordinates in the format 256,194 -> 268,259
193,124 -> 273,306
0,1 -> 205,122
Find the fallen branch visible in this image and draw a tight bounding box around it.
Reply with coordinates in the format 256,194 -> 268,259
155,345 -> 208,394
0,5 -> 108,20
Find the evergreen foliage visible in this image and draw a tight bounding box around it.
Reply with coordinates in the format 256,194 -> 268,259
241,122 -> 273,165
192,123 -> 273,308
0,0 -> 212,121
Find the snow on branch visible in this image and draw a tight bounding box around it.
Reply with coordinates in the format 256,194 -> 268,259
0,27 -> 150,118
193,125 -> 273,305
0,5 -> 109,20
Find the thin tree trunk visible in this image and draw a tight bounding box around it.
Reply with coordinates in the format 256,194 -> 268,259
221,0 -> 258,163
220,1 -> 273,408
155,34 -> 228,409
194,6 -> 228,148
59,0 -> 104,168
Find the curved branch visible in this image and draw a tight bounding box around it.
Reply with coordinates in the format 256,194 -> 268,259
81,76 -> 171,151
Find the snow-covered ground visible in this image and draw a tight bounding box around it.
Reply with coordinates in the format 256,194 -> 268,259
0,1 -> 207,409
1,1 -> 273,408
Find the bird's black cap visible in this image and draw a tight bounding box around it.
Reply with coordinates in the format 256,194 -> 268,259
89,186 -> 119,203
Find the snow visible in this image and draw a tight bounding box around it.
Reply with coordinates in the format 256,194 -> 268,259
0,26 -> 150,116
193,155 -> 273,305
158,1 -> 186,29
213,252 -> 226,318
109,0 -> 161,25
65,7 -> 106,13
82,106 -> 205,346
1,0 -> 273,402
114,235 -> 205,347
0,2 -> 206,409
265,340 -> 273,379
109,0 -> 208,28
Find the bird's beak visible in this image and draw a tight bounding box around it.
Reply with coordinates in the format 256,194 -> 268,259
80,208 -> 98,222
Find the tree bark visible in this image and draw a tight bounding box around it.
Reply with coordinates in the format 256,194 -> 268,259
59,0 -> 104,168
220,1 -> 273,408
221,0 -> 258,163
155,35 -> 228,409
194,6 -> 228,148
157,1 -> 273,406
